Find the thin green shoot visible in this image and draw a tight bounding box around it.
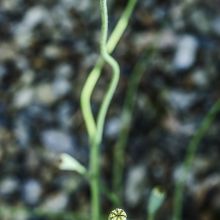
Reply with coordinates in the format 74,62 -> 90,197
172,99 -> 220,220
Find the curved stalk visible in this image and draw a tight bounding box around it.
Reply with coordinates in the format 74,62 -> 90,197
80,0 -> 137,142
172,100 -> 220,220
80,1 -> 137,220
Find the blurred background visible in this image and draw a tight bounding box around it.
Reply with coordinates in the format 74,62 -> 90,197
0,0 -> 220,220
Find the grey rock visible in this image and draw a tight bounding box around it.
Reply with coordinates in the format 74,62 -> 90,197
0,43 -> 16,61
43,45 -> 61,59
14,116 -> 30,147
57,103 -> 73,129
54,63 -> 73,78
0,177 -> 19,195
14,6 -> 51,47
125,165 -> 146,207
51,5 -> 73,33
35,84 -> 56,105
41,192 -> 68,213
52,77 -> 71,98
13,88 -> 34,109
0,0 -> 22,11
41,130 -> 75,153
18,6 -> 50,31
167,90 -> 197,112
22,179 -> 42,205
191,69 -> 209,88
105,117 -> 122,139
173,35 -> 198,70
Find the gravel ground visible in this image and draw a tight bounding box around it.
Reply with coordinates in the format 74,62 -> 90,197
0,0 -> 220,220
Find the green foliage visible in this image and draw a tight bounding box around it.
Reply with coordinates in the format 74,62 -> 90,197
172,100 -> 220,220
80,1 -> 137,220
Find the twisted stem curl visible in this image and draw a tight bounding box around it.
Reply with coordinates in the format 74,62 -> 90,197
80,1 -> 137,220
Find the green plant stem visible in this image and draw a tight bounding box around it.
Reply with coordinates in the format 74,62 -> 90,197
172,99 -> 220,220
80,0 -> 137,142
112,50 -> 154,204
106,0 -> 137,53
97,0 -> 120,145
80,1 -> 137,219
90,1 -> 121,219
90,139 -> 100,220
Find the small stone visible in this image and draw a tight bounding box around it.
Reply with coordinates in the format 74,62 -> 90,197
18,6 -> 50,31
43,45 -> 61,59
35,84 -> 56,105
191,69 -> 209,88
41,192 -> 68,213
1,0 -> 21,11
167,90 -> 197,112
22,179 -> 42,205
14,116 -> 30,147
0,177 -> 19,196
41,130 -> 75,153
19,71 -> 35,86
125,165 -> 146,207
105,117 -> 122,139
13,88 -> 34,109
173,35 -> 198,70
0,44 -> 16,61
14,6 -> 51,48
57,103 -> 73,129
54,63 -> 73,78
52,77 -> 71,98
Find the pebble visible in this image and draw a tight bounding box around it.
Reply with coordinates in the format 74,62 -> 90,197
167,90 -> 197,112
17,6 -> 50,32
191,69 -> 209,88
125,165 -> 146,207
43,45 -> 62,60
57,103 -> 73,129
54,63 -> 73,78
14,115 -> 30,147
0,0 -> 21,11
19,71 -> 35,86
51,5 -> 73,33
41,130 -> 75,153
41,192 -> 68,213
52,77 -> 71,98
13,88 -> 34,109
22,179 -> 42,205
105,117 -> 122,139
0,177 -> 19,196
14,6 -> 51,48
0,43 -> 16,61
173,35 -> 198,70
35,84 -> 56,105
